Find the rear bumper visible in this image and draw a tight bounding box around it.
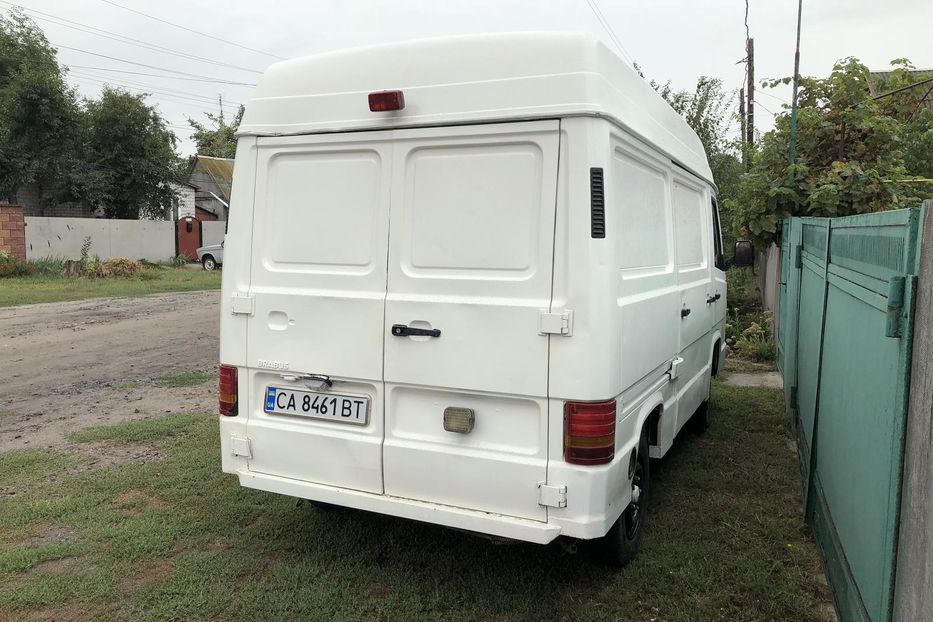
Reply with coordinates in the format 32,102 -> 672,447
235,469 -> 563,544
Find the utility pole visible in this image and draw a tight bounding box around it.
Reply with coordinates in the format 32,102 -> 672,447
788,0 -> 804,177
739,87 -> 747,169
746,38 -> 755,149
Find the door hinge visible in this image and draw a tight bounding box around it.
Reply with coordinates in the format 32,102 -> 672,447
668,356 -> 685,380
885,276 -> 907,338
789,386 -> 798,410
230,436 -> 251,458
538,310 -> 574,336
537,482 -> 567,508
231,294 -> 255,316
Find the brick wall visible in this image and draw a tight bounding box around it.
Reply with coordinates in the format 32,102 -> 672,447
14,185 -> 97,218
0,205 -> 26,261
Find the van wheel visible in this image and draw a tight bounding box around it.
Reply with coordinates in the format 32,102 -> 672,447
202,255 -> 216,271
690,400 -> 711,435
597,428 -> 649,567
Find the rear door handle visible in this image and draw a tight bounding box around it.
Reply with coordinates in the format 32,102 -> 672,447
681,308 -> 691,318
706,293 -> 721,304
391,324 -> 441,338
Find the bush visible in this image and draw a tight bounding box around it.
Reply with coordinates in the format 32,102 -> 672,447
30,256 -> 65,276
727,308 -> 776,362
94,257 -> 140,278
170,255 -> 189,267
0,251 -> 35,278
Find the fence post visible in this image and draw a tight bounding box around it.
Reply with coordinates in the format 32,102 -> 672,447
0,205 -> 26,261
894,203 -> 932,621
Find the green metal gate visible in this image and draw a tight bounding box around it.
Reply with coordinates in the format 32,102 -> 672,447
779,208 -> 924,622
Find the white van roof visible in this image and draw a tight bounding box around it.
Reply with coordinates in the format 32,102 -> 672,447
239,32 -> 714,185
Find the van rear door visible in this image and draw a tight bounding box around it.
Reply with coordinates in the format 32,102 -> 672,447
244,131 -> 393,494
382,121 -> 560,521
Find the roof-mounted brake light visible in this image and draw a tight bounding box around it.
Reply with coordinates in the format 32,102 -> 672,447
369,90 -> 405,112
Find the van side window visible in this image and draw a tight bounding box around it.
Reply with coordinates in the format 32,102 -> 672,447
711,197 -> 726,270
614,150 -> 670,271
672,180 -> 707,269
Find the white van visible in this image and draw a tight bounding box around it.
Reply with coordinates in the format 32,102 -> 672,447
218,32 -> 748,565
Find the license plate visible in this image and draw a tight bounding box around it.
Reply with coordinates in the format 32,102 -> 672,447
264,387 -> 369,425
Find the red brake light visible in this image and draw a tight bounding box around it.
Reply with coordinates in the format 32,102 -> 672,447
564,399 -> 616,465
368,90 -> 405,112
219,365 -> 238,417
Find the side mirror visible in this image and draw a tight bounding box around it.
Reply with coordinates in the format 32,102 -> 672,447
731,240 -> 755,268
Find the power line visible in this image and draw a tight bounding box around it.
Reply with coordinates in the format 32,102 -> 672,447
753,100 -> 777,117
69,71 -> 242,110
69,67 -> 244,106
98,0 -> 286,61
65,64 -> 255,86
1,2 -> 264,74
70,74 -> 241,112
52,44 -> 256,86
583,0 -> 634,64
758,89 -> 789,105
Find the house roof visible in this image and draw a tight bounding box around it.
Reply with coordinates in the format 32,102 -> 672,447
238,32 -> 713,185
867,69 -> 933,111
189,155 -> 235,203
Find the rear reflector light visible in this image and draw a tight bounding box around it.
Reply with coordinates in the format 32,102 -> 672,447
219,365 -> 238,417
564,399 -> 616,465
368,90 -> 405,112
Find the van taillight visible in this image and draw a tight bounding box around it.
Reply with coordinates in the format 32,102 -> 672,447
563,399 -> 616,465
219,365 -> 238,417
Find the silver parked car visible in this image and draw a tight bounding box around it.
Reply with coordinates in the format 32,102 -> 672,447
196,241 -> 224,271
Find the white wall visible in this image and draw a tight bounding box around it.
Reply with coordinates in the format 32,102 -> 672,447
759,242 -> 782,340
202,221 -> 226,247
25,217 -> 175,262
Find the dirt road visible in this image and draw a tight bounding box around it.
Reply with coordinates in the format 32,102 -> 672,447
0,291 -> 219,452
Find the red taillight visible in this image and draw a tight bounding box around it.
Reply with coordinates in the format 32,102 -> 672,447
368,90 -> 405,112
219,365 -> 238,417
564,399 -> 616,465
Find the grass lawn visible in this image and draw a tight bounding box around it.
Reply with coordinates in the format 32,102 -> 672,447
115,370 -> 216,391
723,357 -> 778,374
0,381 -> 831,621
0,267 -> 221,307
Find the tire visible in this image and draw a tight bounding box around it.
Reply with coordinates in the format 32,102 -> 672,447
597,427 -> 650,567
690,400 -> 711,435
201,255 -> 216,271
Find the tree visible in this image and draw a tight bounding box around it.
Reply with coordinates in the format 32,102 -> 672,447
0,10 -> 82,209
188,104 -> 243,159
82,87 -> 180,219
733,58 -> 932,246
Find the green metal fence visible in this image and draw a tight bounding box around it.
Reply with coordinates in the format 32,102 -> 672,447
779,208 -> 925,622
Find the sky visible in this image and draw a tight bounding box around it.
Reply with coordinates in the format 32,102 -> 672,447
8,0 -> 933,156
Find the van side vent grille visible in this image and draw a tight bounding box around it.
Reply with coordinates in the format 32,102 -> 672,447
590,167 -> 606,238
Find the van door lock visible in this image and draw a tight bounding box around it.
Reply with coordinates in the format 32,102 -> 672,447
391,324 -> 441,338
